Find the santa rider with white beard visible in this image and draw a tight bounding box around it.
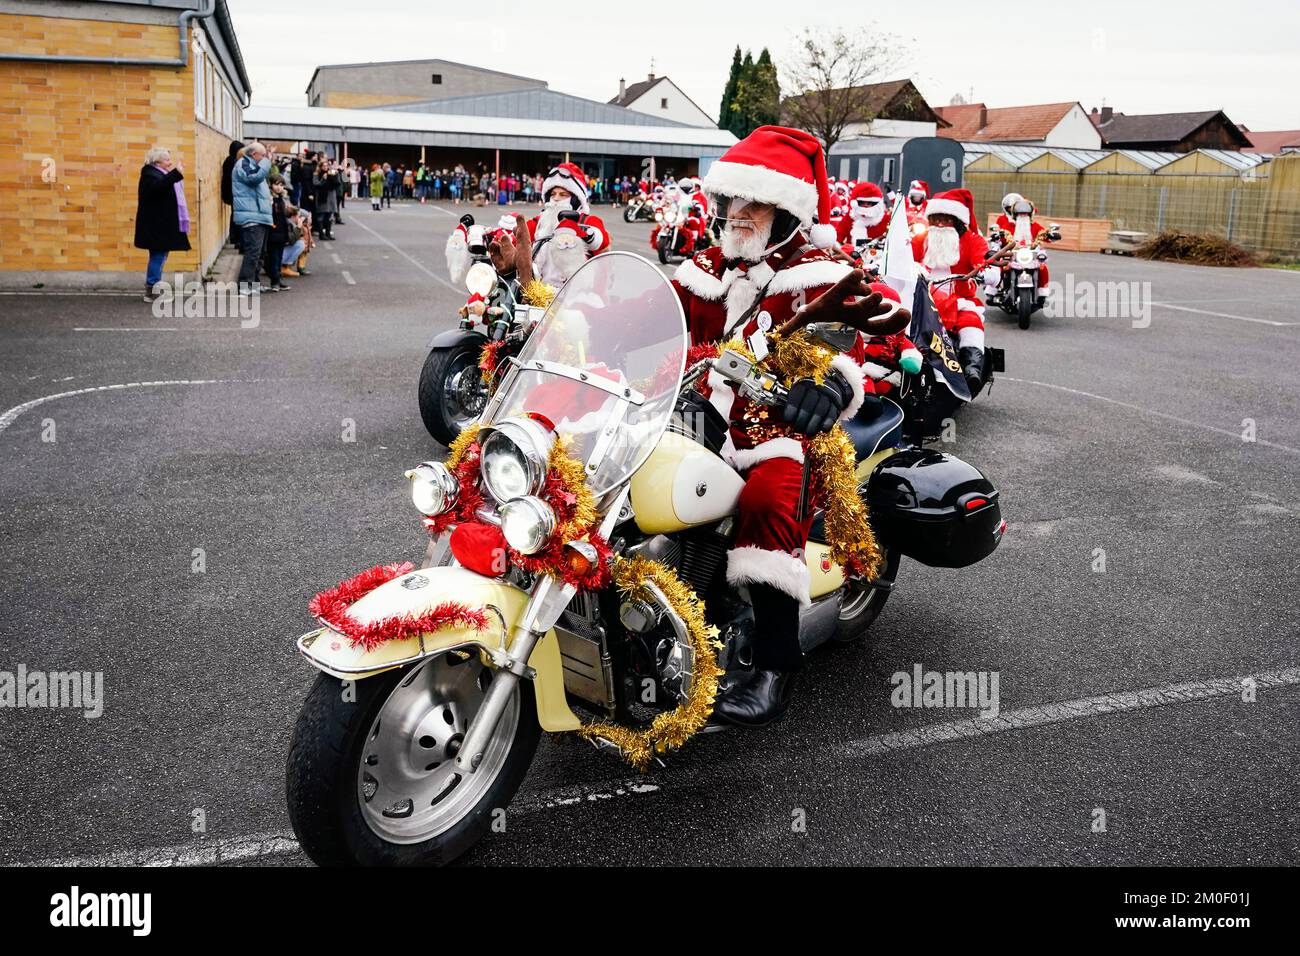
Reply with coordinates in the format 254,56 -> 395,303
835,181 -> 890,248
524,163 -> 610,286
672,126 -> 906,727
911,187 -> 991,392
904,179 -> 929,228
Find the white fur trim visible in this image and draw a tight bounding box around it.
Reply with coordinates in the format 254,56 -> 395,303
809,222 -> 837,249
726,546 -> 811,607
674,256 -> 724,300
445,231 -> 470,285
958,326 -> 985,350
543,168 -> 589,212
727,437 -> 805,471
703,160 -> 818,224
830,352 -> 866,421
924,197 -> 969,225
765,258 -> 851,295
861,360 -> 895,380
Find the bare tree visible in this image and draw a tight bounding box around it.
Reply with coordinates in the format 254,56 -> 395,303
780,26 -> 909,152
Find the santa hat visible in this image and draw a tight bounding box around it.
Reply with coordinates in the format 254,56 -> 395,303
702,124 -> 838,249
542,163 -> 590,212
849,182 -> 884,206
908,179 -> 930,198
925,188 -> 976,228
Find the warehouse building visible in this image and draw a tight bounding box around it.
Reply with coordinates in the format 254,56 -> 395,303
0,0 -> 250,289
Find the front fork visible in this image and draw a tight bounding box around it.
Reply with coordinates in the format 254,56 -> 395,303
452,488 -> 629,773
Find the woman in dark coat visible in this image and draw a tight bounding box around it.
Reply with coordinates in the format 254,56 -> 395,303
220,140 -> 243,246
135,145 -> 191,301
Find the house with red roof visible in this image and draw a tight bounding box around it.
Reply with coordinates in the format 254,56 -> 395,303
935,101 -> 1101,149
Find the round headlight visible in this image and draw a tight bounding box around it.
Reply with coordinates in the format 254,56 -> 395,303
654,210 -> 664,222
406,461 -> 459,516
1015,248 -> 1034,265
465,261 -> 497,297
480,417 -> 553,504
500,496 -> 556,555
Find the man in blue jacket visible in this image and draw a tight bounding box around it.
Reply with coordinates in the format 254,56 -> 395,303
232,141 -> 273,293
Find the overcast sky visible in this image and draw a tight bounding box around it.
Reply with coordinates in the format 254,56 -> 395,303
226,0 -> 1298,131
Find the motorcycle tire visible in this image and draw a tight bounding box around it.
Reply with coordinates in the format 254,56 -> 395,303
1017,287 -> 1034,330
657,233 -> 672,265
832,547 -> 901,644
418,341 -> 485,447
623,207 -> 636,223
286,661 -> 540,867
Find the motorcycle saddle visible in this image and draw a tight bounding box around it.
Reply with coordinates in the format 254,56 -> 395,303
841,398 -> 905,463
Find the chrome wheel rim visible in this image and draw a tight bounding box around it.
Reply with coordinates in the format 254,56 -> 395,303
357,654 -> 517,845
442,353 -> 486,428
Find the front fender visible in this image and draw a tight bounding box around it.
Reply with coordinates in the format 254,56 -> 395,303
428,326 -> 487,351
296,565 -> 580,732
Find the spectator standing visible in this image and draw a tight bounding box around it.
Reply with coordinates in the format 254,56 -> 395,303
219,140 -> 242,247
232,141 -> 273,295
348,161 -> 360,200
264,174 -> 291,292
135,144 -> 191,302
369,164 -> 385,210
314,158 -> 339,239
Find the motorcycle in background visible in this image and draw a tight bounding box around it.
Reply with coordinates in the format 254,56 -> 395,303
984,199 -> 1062,330
622,191 -> 656,223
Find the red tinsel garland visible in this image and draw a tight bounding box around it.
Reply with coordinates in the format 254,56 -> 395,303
421,436 -> 612,590
309,561 -> 491,651
478,339 -> 508,385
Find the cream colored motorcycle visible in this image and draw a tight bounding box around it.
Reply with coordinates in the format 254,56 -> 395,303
286,252 -> 1004,866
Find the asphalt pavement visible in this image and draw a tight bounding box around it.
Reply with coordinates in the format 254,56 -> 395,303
1,197 -> 1297,866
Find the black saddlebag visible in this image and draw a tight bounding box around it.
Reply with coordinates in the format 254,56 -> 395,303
866,449 -> 1003,568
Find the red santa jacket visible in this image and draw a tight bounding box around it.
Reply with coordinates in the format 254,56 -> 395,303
995,213 -> 1045,242
525,212 -> 610,254
836,208 -> 890,246
911,228 -> 989,303
672,236 -> 870,462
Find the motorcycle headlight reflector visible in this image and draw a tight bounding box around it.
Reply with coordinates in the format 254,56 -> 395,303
479,417 -> 553,504
1015,248 -> 1034,266
465,261 -> 497,297
499,496 -> 556,555
407,461 -> 459,516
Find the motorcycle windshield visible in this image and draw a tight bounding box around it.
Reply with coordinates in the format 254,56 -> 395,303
487,252 -> 687,496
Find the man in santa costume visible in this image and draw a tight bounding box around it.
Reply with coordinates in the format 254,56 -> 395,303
992,191 -> 1052,293
836,181 -> 891,249
673,125 -> 905,726
911,187 -> 991,393
904,179 -> 929,227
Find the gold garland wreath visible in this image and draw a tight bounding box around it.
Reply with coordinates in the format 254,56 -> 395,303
576,556 -> 724,771
520,279 -> 556,309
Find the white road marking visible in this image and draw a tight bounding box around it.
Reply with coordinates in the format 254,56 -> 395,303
1150,301 -> 1297,327
0,379 -> 253,436
330,253 -> 342,264
14,666 -> 1296,867
72,327 -> 287,333
348,215 -> 461,292
1002,376 -> 1300,456
341,270 -> 356,285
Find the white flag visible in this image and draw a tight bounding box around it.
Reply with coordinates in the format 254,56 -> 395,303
880,196 -> 916,311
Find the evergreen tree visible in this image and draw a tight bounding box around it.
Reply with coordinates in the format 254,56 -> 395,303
732,51 -> 756,137
718,46 -> 743,131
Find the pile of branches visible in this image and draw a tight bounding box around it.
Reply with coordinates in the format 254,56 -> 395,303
1134,231 -> 1256,267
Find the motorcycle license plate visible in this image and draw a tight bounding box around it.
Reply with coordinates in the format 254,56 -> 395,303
1017,273 -> 1035,287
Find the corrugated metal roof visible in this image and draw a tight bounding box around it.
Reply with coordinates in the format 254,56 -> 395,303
242,105 -> 737,156
387,88 -> 692,129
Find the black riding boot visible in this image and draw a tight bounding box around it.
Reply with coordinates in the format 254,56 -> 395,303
958,346 -> 985,396
713,583 -> 803,727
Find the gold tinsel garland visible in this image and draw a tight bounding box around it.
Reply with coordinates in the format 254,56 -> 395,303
547,434 -> 598,542
807,427 -> 883,581
445,422 -> 482,468
520,279 -> 556,309
576,556 -> 724,771
768,330 -> 835,384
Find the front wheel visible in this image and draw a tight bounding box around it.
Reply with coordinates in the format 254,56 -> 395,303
286,653 -> 540,867
1017,287 -> 1034,330
418,341 -> 487,447
832,547 -> 901,643
623,206 -> 636,223
657,232 -> 672,264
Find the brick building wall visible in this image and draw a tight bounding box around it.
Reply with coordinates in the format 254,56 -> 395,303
0,10 -> 242,286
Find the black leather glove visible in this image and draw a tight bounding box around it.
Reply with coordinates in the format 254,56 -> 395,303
782,371 -> 853,436
558,210 -> 581,223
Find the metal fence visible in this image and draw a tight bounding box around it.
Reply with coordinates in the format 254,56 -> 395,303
966,155 -> 1300,258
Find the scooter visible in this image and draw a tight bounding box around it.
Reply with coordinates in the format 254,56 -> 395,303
287,252 -> 1004,866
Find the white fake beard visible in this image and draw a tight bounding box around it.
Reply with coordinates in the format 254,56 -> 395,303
923,226 -> 962,269
535,201 -> 564,239
854,204 -> 885,228
539,232 -> 587,283
719,219 -> 773,263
